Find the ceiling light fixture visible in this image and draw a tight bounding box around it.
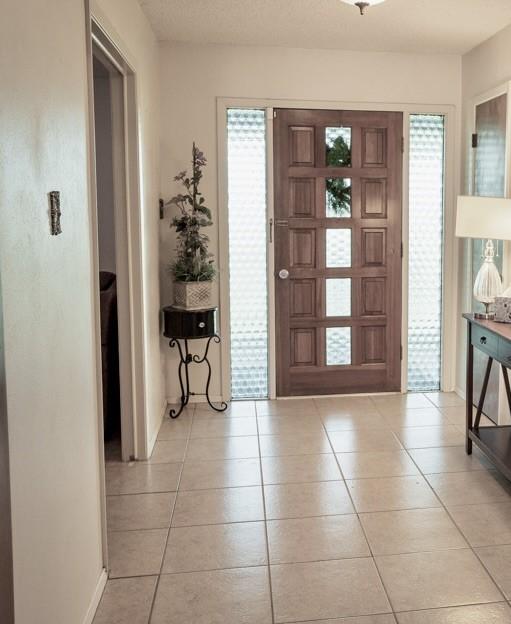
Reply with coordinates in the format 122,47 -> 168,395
341,0 -> 386,15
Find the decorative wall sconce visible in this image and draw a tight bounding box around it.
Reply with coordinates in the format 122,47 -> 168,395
48,191 -> 62,236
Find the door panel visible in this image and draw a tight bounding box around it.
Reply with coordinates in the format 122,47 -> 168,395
274,109 -> 403,396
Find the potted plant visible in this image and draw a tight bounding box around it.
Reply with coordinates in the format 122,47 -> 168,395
166,143 -> 216,310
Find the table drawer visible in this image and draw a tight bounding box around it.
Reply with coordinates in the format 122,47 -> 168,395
471,324 -> 499,357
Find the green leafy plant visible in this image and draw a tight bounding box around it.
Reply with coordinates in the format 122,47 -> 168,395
166,143 -> 216,282
325,133 -> 352,217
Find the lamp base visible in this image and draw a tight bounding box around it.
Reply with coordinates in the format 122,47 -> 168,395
474,311 -> 495,321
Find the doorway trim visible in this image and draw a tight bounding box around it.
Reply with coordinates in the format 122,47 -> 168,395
84,0 -> 148,567
217,98 -> 458,400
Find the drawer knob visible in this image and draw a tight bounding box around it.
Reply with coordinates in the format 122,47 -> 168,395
480,336 -> 487,345
198,322 -> 206,329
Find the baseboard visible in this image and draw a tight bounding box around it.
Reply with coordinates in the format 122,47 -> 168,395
83,568 -> 107,624
455,387 -> 466,400
146,401 -> 168,457
167,395 -> 223,405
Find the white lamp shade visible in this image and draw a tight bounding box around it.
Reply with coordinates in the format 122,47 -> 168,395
456,195 -> 511,240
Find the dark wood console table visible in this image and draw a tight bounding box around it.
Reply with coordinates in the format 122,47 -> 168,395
162,306 -> 228,418
464,313 -> 511,480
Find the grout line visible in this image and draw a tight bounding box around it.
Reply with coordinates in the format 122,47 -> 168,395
402,442 -> 510,606
316,398 -> 398,616
255,414 -> 277,624
146,404 -> 195,624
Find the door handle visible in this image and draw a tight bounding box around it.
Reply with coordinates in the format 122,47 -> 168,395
278,269 -> 289,280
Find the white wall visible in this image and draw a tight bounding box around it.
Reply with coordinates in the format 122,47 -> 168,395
457,23 -> 511,394
93,0 -> 165,454
159,42 -> 462,401
0,0 -> 162,621
0,2 -> 104,622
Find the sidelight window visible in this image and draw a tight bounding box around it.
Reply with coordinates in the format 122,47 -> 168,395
408,114 -> 445,391
227,108 -> 268,399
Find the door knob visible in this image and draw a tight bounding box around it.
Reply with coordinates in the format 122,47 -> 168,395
279,269 -> 289,279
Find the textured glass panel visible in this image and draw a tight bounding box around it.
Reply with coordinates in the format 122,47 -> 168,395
326,279 -> 351,317
326,327 -> 351,365
326,178 -> 351,217
326,127 -> 352,167
408,114 -> 445,392
227,109 -> 268,399
326,229 -> 351,267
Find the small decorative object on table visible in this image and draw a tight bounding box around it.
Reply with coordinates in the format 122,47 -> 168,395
162,305 -> 228,418
495,297 -> 511,323
164,143 -> 215,310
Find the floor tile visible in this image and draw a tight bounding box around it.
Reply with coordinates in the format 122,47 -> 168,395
172,486 -> 264,526
372,394 -> 433,415
106,462 -> 182,495
425,470 -> 511,506
261,454 -> 341,484
328,429 -> 403,453
448,502 -> 511,547
256,399 -> 317,416
267,514 -> 370,564
271,558 -> 391,622
264,481 -> 354,519
106,493 -> 175,531
145,439 -> 187,463
195,401 -> 256,418
157,415 -> 192,440
257,415 -> 324,435
395,603 -> 511,624
190,417 -> 257,438
475,544 -> 511,599
163,521 -> 267,573
395,426 -> 463,449
426,392 -> 465,408
346,475 -> 440,512
359,507 -> 467,555
408,446 -> 492,474
321,412 -> 389,431
337,451 -> 419,479
315,396 -> 376,412
383,408 -> 445,429
93,576 -> 157,624
290,617 -> 397,624
259,432 -> 331,457
107,529 -> 167,578
179,458 -> 261,490
375,549 -> 502,611
151,567 -> 272,624
445,409 -> 494,428
185,436 -> 259,461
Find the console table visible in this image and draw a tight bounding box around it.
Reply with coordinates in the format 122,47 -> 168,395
464,313 -> 511,480
163,306 -> 228,418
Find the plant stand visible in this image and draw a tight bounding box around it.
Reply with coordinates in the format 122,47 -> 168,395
162,306 -> 228,418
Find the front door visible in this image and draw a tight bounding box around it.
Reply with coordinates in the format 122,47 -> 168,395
274,108 -> 403,396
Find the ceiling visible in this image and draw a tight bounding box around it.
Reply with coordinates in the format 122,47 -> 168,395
139,0 -> 511,55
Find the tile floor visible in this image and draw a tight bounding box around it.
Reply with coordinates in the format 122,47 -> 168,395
94,392 -> 511,624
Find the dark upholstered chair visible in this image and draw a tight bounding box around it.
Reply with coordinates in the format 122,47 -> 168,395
99,272 -> 120,440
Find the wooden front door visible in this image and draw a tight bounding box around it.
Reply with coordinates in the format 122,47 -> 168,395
274,109 -> 403,396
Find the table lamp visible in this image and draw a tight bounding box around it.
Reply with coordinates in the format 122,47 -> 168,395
456,195 -> 511,319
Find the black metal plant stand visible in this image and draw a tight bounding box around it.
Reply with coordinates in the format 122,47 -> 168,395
162,306 -> 228,419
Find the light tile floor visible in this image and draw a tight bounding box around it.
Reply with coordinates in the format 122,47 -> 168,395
94,393 -> 511,624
